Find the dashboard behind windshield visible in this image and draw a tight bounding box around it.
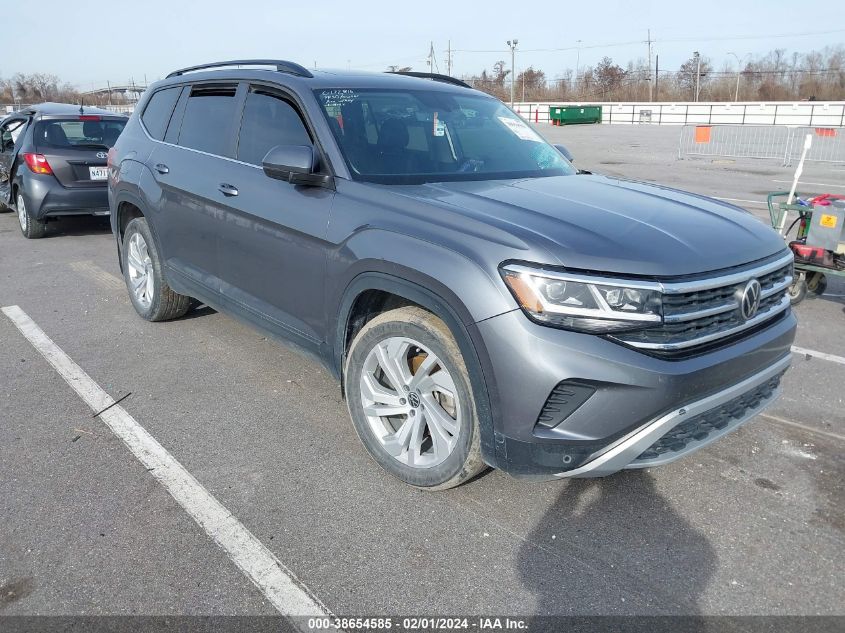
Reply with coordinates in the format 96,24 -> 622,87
315,88 -> 574,184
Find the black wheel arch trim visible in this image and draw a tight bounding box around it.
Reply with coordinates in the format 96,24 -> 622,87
112,190 -> 165,275
333,270 -> 502,469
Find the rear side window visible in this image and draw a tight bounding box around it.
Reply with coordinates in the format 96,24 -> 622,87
141,87 -> 181,140
236,88 -> 311,165
33,118 -> 127,150
177,85 -> 238,156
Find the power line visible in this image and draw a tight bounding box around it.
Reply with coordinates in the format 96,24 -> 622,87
451,28 -> 845,55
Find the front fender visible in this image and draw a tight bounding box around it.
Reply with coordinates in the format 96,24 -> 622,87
328,231 -> 519,471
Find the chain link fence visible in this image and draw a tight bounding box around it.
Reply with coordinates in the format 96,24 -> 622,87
678,125 -> 845,165
3,103 -> 134,116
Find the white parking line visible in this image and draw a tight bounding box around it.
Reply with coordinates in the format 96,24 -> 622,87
772,179 -> 845,190
791,345 -> 845,366
1,304 -> 330,623
713,197 -> 768,207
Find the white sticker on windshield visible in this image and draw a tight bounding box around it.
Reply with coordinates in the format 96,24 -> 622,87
433,112 -> 446,136
498,116 -> 542,142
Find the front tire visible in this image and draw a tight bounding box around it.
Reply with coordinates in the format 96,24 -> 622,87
344,306 -> 486,490
122,217 -> 191,321
17,192 -> 47,239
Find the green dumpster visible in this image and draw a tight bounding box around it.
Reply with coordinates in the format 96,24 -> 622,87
549,105 -> 602,126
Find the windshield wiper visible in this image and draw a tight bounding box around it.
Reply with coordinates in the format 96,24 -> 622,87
73,143 -> 110,149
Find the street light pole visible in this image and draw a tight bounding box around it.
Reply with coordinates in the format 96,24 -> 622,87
728,52 -> 748,102
575,39 -> 582,95
507,39 -> 518,107
693,51 -> 701,102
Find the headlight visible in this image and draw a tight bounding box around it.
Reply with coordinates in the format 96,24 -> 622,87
500,264 -> 663,333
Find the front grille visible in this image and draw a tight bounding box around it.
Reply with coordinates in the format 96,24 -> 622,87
616,256 -> 792,353
634,370 -> 785,462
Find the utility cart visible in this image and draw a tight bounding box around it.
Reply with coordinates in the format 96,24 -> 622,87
768,191 -> 845,304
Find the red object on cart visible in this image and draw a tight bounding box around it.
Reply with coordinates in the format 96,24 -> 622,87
808,194 -> 845,206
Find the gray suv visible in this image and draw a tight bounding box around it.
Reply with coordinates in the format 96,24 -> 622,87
109,60 -> 796,490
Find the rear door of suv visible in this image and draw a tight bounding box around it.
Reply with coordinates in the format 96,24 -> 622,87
145,82 -> 243,295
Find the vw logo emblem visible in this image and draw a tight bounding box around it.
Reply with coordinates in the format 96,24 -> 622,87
740,279 -> 762,320
408,392 -> 421,408
96,151 -> 108,159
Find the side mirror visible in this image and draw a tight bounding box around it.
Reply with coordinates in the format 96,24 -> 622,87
262,145 -> 333,188
554,144 -> 574,163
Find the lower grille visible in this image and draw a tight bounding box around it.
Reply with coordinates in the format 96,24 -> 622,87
634,370 -> 785,462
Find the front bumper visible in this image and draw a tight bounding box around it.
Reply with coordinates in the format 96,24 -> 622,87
474,307 -> 796,478
557,353 -> 789,477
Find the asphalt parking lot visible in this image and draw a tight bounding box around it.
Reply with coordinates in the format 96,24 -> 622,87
1,124 -> 843,619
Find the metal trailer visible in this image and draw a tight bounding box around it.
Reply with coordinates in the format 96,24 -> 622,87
768,191 -> 845,304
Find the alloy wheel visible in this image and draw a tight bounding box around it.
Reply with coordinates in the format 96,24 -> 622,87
17,194 -> 27,232
359,336 -> 460,468
126,232 -> 154,309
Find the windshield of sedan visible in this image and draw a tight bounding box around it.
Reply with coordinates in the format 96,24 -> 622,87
315,88 -> 574,184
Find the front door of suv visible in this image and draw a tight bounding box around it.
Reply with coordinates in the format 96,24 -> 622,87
147,82 -> 243,295
214,84 -> 335,349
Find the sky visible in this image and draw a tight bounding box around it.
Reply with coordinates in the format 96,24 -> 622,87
3,0 -> 845,90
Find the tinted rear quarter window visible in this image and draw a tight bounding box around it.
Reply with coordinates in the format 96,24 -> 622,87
237,89 -> 311,165
141,87 -> 181,140
177,85 -> 238,156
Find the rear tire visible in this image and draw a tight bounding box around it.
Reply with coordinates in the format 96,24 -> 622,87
17,192 -> 47,239
122,217 -> 191,321
344,306 -> 486,490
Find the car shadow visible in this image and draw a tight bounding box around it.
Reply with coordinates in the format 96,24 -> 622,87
516,471 -> 715,628
179,304 -> 218,321
44,215 -> 111,238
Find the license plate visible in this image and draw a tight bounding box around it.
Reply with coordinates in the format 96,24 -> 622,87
89,166 -> 108,180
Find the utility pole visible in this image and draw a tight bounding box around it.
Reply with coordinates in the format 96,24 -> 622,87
507,38 -> 518,107
693,51 -> 701,102
655,55 -> 659,101
447,40 -> 452,76
647,29 -> 653,102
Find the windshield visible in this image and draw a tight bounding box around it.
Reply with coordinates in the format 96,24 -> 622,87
315,88 -> 574,184
34,117 -> 126,150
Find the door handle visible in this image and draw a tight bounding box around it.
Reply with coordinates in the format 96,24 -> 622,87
218,183 -> 239,197
154,163 -> 169,174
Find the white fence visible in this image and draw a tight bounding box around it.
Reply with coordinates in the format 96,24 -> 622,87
678,125 -> 845,165
514,101 -> 845,127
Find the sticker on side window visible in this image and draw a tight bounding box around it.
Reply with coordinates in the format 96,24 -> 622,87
498,116 -> 542,142
433,112 -> 446,137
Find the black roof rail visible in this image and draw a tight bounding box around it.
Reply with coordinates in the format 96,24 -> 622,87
388,71 -> 472,89
166,59 -> 314,79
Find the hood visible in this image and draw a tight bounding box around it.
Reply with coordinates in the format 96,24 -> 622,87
387,174 -> 787,277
